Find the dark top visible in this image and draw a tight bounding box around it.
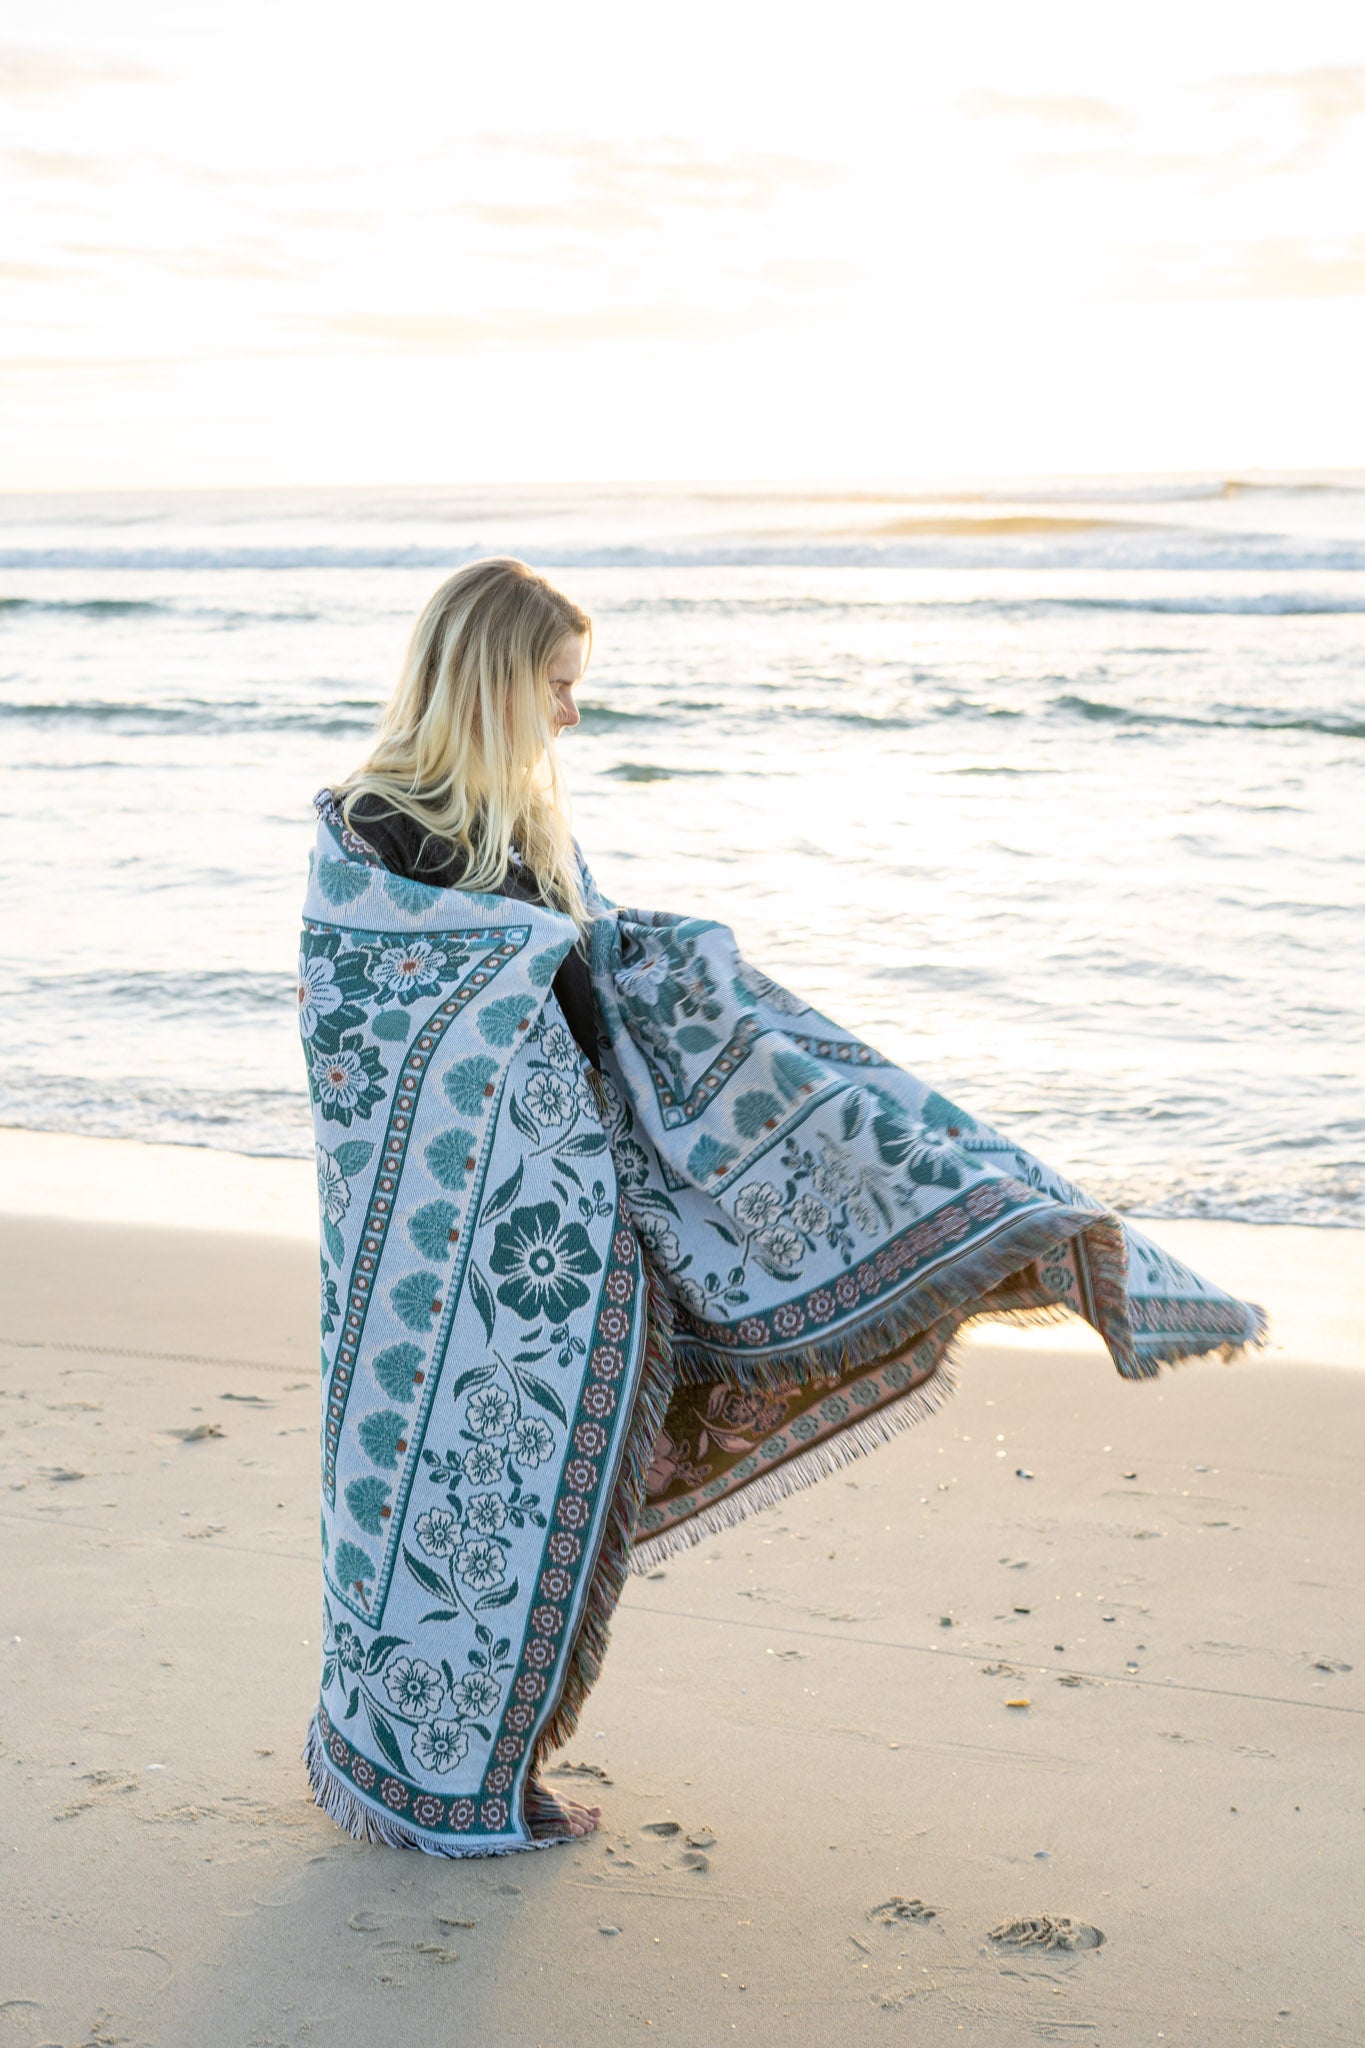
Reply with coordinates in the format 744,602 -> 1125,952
347,792 -> 599,1068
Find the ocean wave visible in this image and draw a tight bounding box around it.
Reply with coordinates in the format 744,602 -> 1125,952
1054,695 -> 1365,741
0,697 -> 379,735
5,536 -> 1365,573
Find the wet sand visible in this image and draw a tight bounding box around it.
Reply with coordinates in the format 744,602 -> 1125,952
1,1133 -> 1361,2046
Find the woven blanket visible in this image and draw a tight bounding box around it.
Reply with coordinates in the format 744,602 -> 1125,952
300,791 -> 1265,1856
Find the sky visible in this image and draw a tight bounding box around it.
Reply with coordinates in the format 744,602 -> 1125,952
4,0 -> 1365,488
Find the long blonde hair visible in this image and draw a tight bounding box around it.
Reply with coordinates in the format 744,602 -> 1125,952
337,558 -> 591,925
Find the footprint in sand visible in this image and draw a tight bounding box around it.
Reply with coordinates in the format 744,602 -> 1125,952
988,1915 -> 1105,1952
868,1898 -> 937,1926
641,1819 -> 681,1837
550,1760 -> 613,1783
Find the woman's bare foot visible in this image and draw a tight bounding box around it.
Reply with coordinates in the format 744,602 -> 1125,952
526,1774 -> 603,1842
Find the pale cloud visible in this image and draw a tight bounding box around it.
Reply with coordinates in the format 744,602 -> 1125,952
1135,234 -> 1365,299
961,90 -> 1135,131
1,147 -> 107,181
464,133 -> 840,238
324,301 -> 782,353
0,48 -> 156,98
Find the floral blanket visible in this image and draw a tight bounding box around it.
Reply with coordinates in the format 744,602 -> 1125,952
300,793 -> 1265,1857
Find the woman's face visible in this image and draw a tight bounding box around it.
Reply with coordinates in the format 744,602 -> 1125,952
549,633 -> 586,734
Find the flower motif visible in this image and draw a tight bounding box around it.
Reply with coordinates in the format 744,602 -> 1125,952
414,1507 -> 459,1558
451,1672 -> 501,1719
464,1490 -> 507,1536
612,1137 -> 650,1189
463,1441 -> 505,1485
466,1385 -> 515,1440
331,1621 -> 364,1673
674,1275 -> 708,1316
383,1655 -> 445,1718
488,1202 -> 603,1324
538,1023 -> 578,1072
756,1223 -> 803,1271
373,938 -> 447,998
456,1537 -> 507,1591
813,1154 -> 854,1202
733,1181 -> 783,1231
523,1070 -> 575,1126
629,1207 -> 681,1267
789,1193 -> 830,1236
309,1034 -> 386,1125
297,954 -> 343,1038
413,1719 -> 469,1774
509,1416 -> 554,1468
315,1145 -> 350,1225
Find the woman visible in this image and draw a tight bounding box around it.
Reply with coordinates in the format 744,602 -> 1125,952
300,557 -> 1265,1857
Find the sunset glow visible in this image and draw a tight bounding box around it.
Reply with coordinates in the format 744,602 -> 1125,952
4,1 -> 1365,485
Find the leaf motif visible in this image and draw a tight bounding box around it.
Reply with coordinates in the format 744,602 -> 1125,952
391,1268 -> 443,1332
383,874 -> 440,915
468,1264 -> 496,1343
509,1094 -> 539,1141
372,1341 -> 423,1404
477,1576 -> 520,1611
675,1023 -> 718,1053
408,1199 -> 459,1262
528,944 -> 568,987
477,994 -> 530,1047
323,1215 -> 345,1266
372,1008 -> 411,1041
840,1092 -> 865,1141
357,1410 -> 407,1470
363,1633 -> 407,1675
344,1475 -> 391,1534
333,1539 -> 375,1588
333,1139 -> 375,1176
403,1545 -> 451,1598
426,1127 -> 477,1191
446,1361 -> 495,1403
420,1606 -> 463,1624
364,1699 -> 407,1773
317,858 -> 372,906
479,1158 -> 524,1226
732,1088 -> 782,1138
515,1369 -> 567,1426
344,1686 -> 360,1720
555,1131 -> 607,1157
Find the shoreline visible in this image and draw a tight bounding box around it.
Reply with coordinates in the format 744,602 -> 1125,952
1,1196 -> 1359,2044
5,1122 -> 1360,1370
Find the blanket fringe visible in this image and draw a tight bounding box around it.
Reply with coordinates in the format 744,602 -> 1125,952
666,1203 -> 1266,1390
628,1331 -> 959,1571
301,1711 -> 555,1859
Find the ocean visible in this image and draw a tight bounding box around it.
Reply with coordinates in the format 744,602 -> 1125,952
1,476 -> 1360,1228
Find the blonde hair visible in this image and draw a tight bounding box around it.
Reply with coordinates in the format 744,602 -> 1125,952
337,558 -> 591,925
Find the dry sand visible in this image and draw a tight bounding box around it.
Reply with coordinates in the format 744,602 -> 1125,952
1,1131 -> 1362,2047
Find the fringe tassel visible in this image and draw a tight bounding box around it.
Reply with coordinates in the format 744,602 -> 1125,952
667,1201 -> 1106,1388
531,1259 -> 677,1767
667,1203 -> 1266,1391
628,1330 -> 960,1571
301,1711 -> 555,1860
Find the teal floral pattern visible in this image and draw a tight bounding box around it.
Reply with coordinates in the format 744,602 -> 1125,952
488,1203 -> 603,1323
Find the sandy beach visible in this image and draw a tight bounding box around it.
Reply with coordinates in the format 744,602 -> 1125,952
2,1130 -> 1361,2047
